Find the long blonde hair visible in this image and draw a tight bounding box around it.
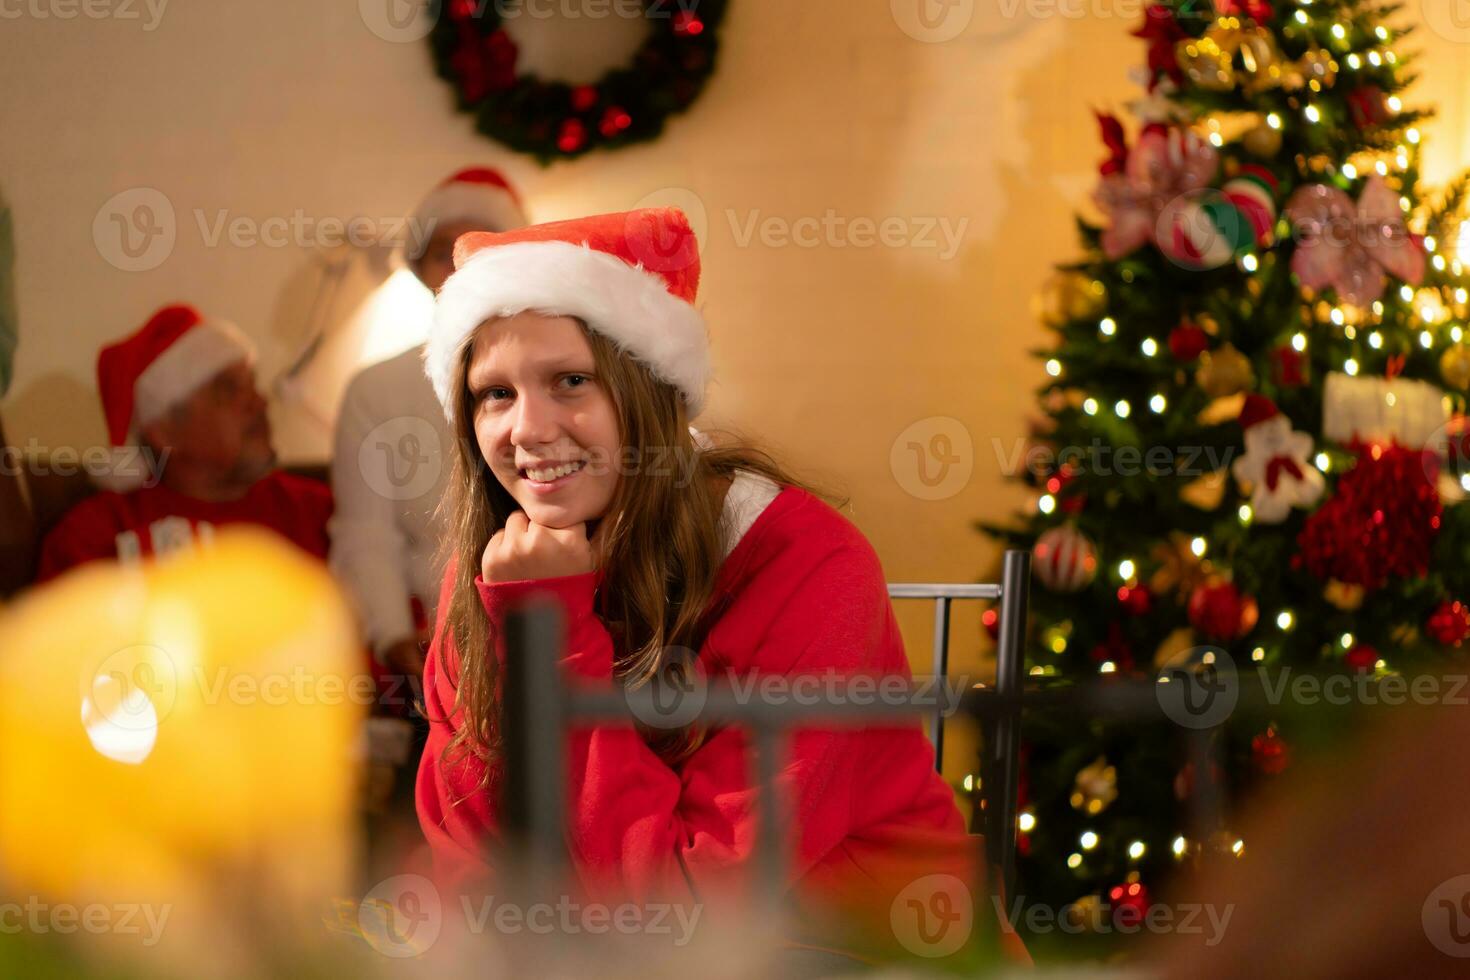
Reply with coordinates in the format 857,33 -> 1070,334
435,319 -> 846,792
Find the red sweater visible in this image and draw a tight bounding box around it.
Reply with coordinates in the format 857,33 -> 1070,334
36,471 -> 332,582
416,484 -> 1020,958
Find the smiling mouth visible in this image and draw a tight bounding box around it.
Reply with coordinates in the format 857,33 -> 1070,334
519,459 -> 587,483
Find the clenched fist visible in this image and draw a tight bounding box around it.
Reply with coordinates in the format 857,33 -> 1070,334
481,510 -> 598,583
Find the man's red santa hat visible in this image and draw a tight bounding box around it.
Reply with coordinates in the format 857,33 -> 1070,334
96,304 -> 256,489
407,167 -> 529,261
424,206 -> 710,424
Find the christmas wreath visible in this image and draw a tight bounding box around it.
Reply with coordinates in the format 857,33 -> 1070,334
429,0 -> 728,163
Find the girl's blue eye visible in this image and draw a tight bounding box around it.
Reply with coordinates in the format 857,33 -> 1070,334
562,374 -> 591,389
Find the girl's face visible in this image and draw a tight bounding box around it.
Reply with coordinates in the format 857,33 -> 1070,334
465,312 -> 621,529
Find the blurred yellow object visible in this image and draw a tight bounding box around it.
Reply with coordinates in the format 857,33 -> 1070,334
0,528 -> 362,912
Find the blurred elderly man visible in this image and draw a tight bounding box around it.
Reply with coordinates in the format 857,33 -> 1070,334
37,303 -> 331,580
329,167 -> 526,682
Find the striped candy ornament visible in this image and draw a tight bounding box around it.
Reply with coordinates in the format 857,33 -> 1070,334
1033,524 -> 1099,593
1158,165 -> 1280,270
1223,165 -> 1279,245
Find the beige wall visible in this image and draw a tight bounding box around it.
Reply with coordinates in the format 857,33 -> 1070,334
2,2 -> 1467,714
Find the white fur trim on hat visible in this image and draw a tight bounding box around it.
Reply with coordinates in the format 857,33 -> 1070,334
133,320 -> 256,429
408,183 -> 527,259
425,240 -> 710,424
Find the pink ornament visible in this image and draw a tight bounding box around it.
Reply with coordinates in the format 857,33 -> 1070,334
1284,176 -> 1425,307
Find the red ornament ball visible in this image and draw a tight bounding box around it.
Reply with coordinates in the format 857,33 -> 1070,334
1251,725 -> 1290,775
1344,643 -> 1379,672
1118,583 -> 1153,616
1187,580 -> 1258,641
1108,882 -> 1151,929
1426,600 -> 1470,647
1168,321 -> 1210,361
1033,525 -> 1099,593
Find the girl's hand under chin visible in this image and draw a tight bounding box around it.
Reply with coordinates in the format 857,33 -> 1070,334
481,510 -> 599,583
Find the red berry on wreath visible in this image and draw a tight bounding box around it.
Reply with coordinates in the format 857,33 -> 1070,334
600,105 -> 633,138
673,11 -> 705,36
1426,600 -> 1470,647
571,85 -> 599,112
557,118 -> 588,154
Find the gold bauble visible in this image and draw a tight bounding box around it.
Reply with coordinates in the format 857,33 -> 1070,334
1235,26 -> 1285,94
1151,533 -> 1213,600
1243,122 -> 1283,158
1441,344 -> 1470,391
1286,48 -> 1338,92
1035,271 -> 1105,328
1071,756 -> 1119,815
1180,470 -> 1228,510
1154,627 -> 1201,670
1176,33 -> 1235,91
1195,343 -> 1255,398
1323,579 -> 1366,611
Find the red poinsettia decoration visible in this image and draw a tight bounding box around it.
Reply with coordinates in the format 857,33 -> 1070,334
1295,441 -> 1442,591
1132,5 -> 1187,89
1215,0 -> 1274,22
1096,112 -> 1129,176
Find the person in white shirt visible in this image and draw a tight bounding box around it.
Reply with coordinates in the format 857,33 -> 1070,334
330,168 -> 528,691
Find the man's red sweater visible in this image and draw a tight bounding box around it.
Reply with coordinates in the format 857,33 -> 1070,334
36,471 -> 332,581
415,484 -> 1022,958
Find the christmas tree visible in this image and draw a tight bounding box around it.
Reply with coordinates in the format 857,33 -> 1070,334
981,0 -> 1470,952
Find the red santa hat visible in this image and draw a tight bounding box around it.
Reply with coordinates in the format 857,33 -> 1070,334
407,167 -> 528,260
98,303 -> 256,449
425,206 -> 709,424
1237,394 -> 1280,431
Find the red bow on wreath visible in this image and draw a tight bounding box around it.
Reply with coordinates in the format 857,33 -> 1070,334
450,25 -> 518,103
